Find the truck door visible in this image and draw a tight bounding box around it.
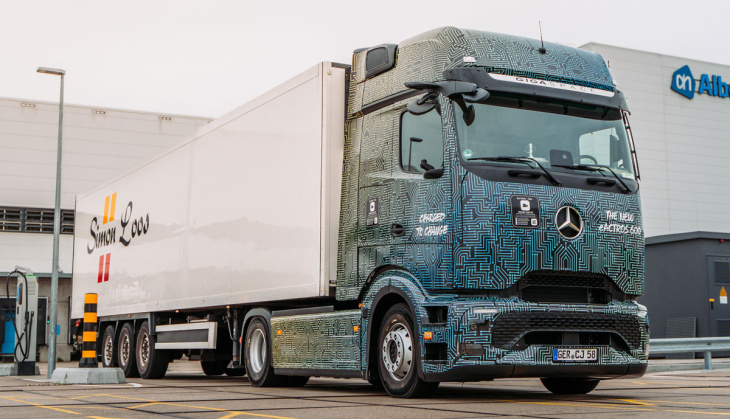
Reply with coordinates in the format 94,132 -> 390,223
357,105 -> 452,288
707,255 -> 730,336
389,107 -> 452,288
357,109 -> 398,280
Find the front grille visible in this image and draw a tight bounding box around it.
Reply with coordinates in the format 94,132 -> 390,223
492,311 -> 642,350
518,271 -> 615,304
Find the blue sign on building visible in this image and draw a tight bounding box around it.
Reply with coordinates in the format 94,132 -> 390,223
672,65 -> 729,99
671,65 -> 695,99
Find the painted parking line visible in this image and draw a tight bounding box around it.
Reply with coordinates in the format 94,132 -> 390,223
1,395 -> 81,416
498,398 -> 730,415
1,393 -> 296,419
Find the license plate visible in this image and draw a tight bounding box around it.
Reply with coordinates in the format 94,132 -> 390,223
553,348 -> 598,362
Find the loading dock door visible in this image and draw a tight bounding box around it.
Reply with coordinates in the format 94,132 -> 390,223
707,255 -> 730,336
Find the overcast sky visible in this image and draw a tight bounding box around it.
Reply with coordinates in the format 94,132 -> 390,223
2,0 -> 729,118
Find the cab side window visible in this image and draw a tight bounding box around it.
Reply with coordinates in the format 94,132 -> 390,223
400,110 -> 443,173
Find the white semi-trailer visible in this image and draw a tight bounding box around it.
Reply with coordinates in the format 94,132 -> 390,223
73,61 -> 345,378
72,27 -> 648,397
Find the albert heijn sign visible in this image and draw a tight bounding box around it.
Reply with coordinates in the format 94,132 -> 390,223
671,65 -> 729,99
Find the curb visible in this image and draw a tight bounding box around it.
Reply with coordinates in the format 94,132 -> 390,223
647,361 -> 730,373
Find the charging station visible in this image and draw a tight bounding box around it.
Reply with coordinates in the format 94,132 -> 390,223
0,269 -> 40,376
14,273 -> 38,375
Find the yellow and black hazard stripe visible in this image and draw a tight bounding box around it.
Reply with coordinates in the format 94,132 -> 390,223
79,293 -> 98,368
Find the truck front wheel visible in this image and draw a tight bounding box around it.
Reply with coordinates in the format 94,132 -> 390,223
118,323 -> 139,377
136,321 -> 169,379
377,303 -> 438,398
244,317 -> 282,387
540,377 -> 600,394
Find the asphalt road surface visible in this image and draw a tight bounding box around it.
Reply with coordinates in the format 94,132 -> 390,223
0,361 -> 728,418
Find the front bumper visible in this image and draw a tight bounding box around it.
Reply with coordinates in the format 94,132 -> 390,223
423,362 -> 647,382
418,300 -> 649,382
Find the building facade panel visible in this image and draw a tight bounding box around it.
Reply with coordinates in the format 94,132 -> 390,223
0,96 -> 210,361
583,43 -> 730,236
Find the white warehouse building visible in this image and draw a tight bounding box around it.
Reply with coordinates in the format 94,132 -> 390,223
1,42 -> 730,362
582,43 -> 730,237
581,44 -> 730,340
0,98 -> 210,361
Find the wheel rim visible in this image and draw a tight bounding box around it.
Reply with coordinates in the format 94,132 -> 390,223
103,333 -> 114,366
381,322 -> 413,381
248,328 -> 266,375
138,331 -> 150,369
120,334 -> 130,367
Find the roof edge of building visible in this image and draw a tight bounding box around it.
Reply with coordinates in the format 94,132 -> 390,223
646,231 -> 730,246
580,42 -> 730,68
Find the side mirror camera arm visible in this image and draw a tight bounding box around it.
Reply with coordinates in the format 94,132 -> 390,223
404,80 -> 489,125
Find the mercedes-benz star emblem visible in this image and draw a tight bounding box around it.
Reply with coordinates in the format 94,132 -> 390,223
555,206 -> 583,239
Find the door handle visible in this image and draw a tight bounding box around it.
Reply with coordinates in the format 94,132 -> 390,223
710,298 -> 715,310
391,223 -> 405,237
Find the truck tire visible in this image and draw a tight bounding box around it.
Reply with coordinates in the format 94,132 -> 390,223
136,321 -> 169,379
225,367 -> 246,377
540,377 -> 600,394
244,317 -> 283,387
101,325 -> 118,368
201,360 -> 228,376
118,322 -> 139,377
377,303 -> 438,398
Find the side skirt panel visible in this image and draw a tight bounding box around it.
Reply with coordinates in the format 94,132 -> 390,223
271,309 -> 361,372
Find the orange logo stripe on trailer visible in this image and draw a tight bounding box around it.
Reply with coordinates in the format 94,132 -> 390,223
102,193 -> 117,225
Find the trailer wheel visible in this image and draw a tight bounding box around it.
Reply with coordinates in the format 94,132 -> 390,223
201,360 -> 228,376
100,325 -> 118,367
540,377 -> 600,394
283,376 -> 309,387
244,317 -> 283,387
118,323 -> 139,377
136,321 -> 169,379
377,303 -> 438,398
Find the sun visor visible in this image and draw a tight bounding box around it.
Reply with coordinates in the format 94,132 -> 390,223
444,67 -> 630,113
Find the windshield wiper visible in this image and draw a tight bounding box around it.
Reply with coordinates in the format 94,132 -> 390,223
553,164 -> 632,193
468,156 -> 562,187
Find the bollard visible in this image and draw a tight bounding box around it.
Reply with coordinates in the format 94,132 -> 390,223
79,293 -> 98,368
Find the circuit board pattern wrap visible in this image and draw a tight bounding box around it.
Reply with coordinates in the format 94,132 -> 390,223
360,273 -> 647,378
271,310 -> 361,371
325,27 -> 647,380
336,26 -> 642,300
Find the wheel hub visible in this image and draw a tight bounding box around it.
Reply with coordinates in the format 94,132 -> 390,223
139,333 -> 149,368
381,324 -> 413,381
103,334 -> 113,365
248,329 -> 266,375
120,335 -> 130,365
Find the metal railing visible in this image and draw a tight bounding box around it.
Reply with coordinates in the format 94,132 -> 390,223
650,337 -> 730,370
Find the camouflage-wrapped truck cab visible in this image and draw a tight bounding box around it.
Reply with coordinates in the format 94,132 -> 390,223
272,27 -> 647,397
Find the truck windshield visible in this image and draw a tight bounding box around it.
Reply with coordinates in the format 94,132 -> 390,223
454,94 -> 636,179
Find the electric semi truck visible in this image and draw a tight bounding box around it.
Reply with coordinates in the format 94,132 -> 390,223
71,27 -> 648,397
